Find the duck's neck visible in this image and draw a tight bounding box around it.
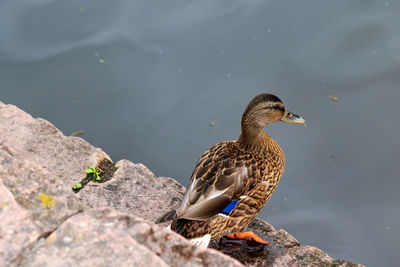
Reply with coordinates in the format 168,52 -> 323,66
237,124 -> 282,156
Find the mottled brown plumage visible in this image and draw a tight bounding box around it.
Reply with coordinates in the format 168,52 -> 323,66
156,93 -> 305,247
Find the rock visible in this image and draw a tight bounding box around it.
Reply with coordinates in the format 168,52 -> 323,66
209,219 -> 362,266
0,102 -> 110,187
0,101 -> 364,267
12,209 -> 241,267
0,149 -> 82,266
77,159 -> 186,221
12,209 -> 169,267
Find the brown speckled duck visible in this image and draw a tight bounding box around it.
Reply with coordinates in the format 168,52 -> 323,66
156,93 -> 305,247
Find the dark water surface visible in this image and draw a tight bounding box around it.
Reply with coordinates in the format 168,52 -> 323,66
1,1 -> 399,266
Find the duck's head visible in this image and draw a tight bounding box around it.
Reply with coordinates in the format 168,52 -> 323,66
242,93 -> 305,129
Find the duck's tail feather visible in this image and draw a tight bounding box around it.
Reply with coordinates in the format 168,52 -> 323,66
155,210 -> 177,224
188,234 -> 211,247
163,217 -> 211,247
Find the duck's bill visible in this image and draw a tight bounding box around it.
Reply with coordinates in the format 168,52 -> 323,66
280,109 -> 305,124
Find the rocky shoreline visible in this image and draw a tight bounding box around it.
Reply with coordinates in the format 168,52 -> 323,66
0,101 -> 363,266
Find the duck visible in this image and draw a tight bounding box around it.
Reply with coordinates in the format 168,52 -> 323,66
156,93 -> 305,247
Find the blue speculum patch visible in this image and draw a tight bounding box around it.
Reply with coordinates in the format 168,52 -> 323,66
222,200 -> 239,214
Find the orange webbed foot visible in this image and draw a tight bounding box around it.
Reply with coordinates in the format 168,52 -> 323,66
225,231 -> 268,245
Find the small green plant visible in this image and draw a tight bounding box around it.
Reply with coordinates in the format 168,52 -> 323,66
85,165 -> 102,181
72,183 -> 82,190
72,163 -> 109,193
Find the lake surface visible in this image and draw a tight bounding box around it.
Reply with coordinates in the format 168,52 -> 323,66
1,1 -> 399,266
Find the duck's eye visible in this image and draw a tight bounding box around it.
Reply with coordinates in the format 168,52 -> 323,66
270,104 -> 280,110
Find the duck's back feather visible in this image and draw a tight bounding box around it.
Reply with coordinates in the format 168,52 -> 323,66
176,141 -> 259,221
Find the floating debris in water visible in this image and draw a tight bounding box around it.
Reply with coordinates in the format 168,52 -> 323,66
99,59 -> 106,64
328,95 -> 339,101
70,130 -> 84,137
209,119 -> 216,127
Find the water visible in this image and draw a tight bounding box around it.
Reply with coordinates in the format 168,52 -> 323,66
1,1 -> 399,266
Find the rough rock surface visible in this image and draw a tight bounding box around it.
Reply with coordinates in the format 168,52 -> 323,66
77,159 -> 186,221
12,209 -> 240,267
0,101 -> 363,267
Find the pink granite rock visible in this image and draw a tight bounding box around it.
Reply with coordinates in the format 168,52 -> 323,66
14,210 -> 169,267
0,102 -> 110,187
77,159 -> 185,221
0,148 -> 82,266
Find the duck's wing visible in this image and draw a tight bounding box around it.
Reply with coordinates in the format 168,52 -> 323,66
177,143 -> 251,221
